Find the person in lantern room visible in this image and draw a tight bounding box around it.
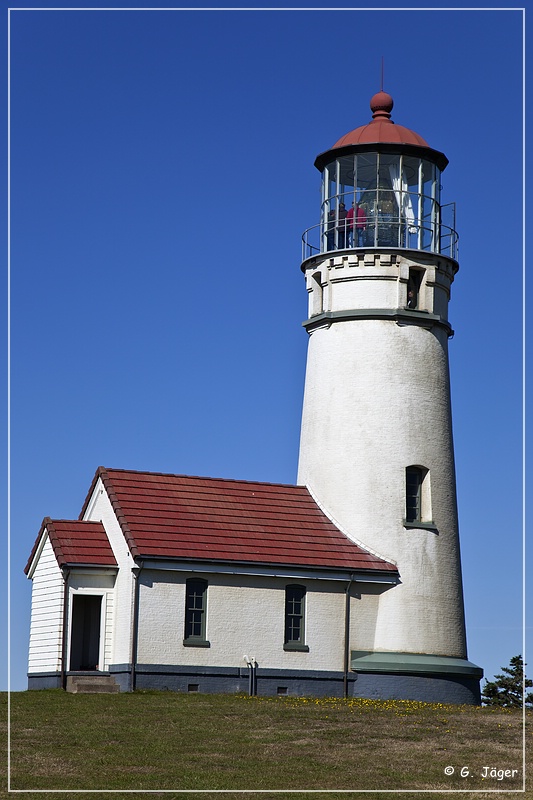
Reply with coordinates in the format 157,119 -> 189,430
347,200 -> 367,247
326,207 -> 336,250
337,202 -> 347,248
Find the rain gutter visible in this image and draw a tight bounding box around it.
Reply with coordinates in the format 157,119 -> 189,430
343,574 -> 355,699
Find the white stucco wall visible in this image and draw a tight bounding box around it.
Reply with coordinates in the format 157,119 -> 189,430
27,535 -> 64,675
82,478 -> 135,667
136,571 -> 350,672
298,251 -> 466,659
349,585 -> 386,652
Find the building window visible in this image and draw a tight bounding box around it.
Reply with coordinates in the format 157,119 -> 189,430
183,578 -> 210,647
405,466 -> 435,529
283,584 -> 309,652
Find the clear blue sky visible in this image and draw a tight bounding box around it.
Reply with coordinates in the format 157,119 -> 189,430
4,5 -> 527,694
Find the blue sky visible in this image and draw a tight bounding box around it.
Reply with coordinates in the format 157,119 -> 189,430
4,5 -> 527,696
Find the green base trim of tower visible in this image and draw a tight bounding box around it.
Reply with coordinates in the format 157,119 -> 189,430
351,651 -> 483,678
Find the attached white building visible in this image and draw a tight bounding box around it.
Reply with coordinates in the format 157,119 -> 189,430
26,467 -> 404,697
25,91 -> 483,703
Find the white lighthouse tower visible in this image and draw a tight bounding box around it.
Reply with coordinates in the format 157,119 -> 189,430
298,90 -> 482,703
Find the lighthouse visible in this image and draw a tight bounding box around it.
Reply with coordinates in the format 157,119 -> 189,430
24,88 -> 482,704
298,91 -> 482,702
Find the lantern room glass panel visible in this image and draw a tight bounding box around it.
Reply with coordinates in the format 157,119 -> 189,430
357,153 -> 377,247
318,153 -> 444,256
377,154 -> 401,247
402,156 -> 422,250
421,160 -> 436,252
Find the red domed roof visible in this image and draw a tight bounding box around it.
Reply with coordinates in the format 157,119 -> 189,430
332,91 -> 430,149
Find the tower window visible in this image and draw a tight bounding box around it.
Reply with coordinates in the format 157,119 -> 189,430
406,465 -> 435,522
406,467 -> 423,522
183,579 -> 210,647
407,268 -> 423,309
310,271 -> 324,316
283,585 -> 309,652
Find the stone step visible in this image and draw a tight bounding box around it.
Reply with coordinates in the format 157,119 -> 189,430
73,682 -> 120,694
66,674 -> 121,693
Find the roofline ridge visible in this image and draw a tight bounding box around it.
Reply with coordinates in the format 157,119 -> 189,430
101,465 -> 305,491
303,484 -> 398,568
24,516 -> 51,575
46,517 -> 104,525
98,468 -> 140,559
79,466 -> 107,521
44,518 -> 65,565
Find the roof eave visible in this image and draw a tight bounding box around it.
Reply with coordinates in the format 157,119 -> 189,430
24,517 -> 51,577
314,141 -> 449,172
134,554 -> 399,581
60,563 -> 118,572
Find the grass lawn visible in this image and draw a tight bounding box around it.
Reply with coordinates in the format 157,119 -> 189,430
2,690 -> 530,799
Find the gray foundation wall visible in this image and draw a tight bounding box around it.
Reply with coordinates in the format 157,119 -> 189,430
351,671 -> 481,705
27,672 -> 62,690
28,664 -> 481,704
131,664 -> 352,697
110,663 -> 479,703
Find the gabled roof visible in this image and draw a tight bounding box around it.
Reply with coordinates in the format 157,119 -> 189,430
80,467 -> 397,574
25,517 -> 117,575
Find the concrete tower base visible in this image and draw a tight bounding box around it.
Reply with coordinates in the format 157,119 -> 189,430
351,652 -> 483,704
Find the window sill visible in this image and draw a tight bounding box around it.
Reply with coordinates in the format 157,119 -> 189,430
183,639 -> 211,648
403,520 -> 438,532
283,643 -> 309,652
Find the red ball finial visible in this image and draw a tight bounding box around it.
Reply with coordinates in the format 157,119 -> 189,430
370,91 -> 394,120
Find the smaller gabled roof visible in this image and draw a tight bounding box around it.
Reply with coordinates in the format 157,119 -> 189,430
25,518 -> 117,575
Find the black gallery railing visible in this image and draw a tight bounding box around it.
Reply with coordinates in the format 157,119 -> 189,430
302,191 -> 458,261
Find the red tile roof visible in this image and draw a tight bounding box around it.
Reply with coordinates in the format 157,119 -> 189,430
80,467 -> 397,574
25,517 -> 117,574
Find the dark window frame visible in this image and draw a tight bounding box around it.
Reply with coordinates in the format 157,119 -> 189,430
283,584 -> 309,652
404,465 -> 437,530
405,466 -> 424,523
407,268 -> 424,309
183,578 -> 210,647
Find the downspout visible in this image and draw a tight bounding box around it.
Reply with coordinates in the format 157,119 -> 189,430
343,574 -> 355,699
60,568 -> 70,690
252,658 -> 257,696
246,657 -> 253,696
130,561 -> 143,692
244,655 -> 257,696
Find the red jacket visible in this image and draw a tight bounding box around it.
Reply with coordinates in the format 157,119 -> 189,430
347,205 -> 367,230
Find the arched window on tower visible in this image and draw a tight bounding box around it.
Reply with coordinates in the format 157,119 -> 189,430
311,271 -> 323,316
405,466 -> 432,525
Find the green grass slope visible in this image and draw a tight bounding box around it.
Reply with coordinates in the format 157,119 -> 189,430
2,690 -> 530,799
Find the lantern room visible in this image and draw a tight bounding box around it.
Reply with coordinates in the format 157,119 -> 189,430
302,92 -> 458,261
